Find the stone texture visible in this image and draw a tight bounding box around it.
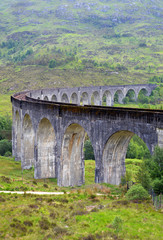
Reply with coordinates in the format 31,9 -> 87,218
11,84 -> 163,187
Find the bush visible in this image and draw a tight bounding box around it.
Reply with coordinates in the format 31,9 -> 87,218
4,151 -> 12,157
49,59 -> 56,68
125,184 -> 149,200
0,139 -> 12,156
112,216 -> 123,233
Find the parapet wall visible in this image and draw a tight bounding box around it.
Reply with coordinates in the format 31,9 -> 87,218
25,84 -> 156,106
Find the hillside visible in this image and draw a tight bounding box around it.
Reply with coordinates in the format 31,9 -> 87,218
0,0 -> 163,93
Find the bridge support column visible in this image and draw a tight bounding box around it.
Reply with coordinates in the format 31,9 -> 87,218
59,124 -> 86,187
157,128 -> 163,149
99,88 -> 103,106
78,89 -> 81,105
57,90 -> 61,102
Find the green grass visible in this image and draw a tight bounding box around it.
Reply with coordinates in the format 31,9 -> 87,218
0,157 -> 133,193
114,102 -> 163,110
85,160 -> 95,185
0,158 -> 97,192
0,94 -> 12,116
0,157 -> 163,239
1,192 -> 162,240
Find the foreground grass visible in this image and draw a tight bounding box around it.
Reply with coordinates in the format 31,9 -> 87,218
0,157 -> 163,239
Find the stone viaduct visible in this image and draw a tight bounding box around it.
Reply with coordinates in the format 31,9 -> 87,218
11,84 -> 163,187
30,84 -> 156,106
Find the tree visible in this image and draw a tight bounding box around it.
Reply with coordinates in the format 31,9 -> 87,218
123,97 -> 129,104
126,135 -> 151,159
150,146 -> 163,179
126,90 -> 135,102
84,139 -> 95,160
135,162 -> 152,190
152,178 -> 163,195
146,146 -> 163,195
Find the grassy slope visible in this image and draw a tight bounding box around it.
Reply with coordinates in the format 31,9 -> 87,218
0,157 -> 163,240
0,0 -> 162,94
0,94 -> 12,116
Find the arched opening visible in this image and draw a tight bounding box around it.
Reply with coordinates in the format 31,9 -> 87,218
61,93 -> 69,103
125,89 -> 136,103
44,96 -> 49,101
114,90 -> 124,104
60,123 -> 94,187
102,90 -> 112,106
138,88 -> 149,104
15,110 -> 21,161
138,88 -> 148,96
80,92 -> 89,105
51,94 -> 57,102
70,92 -> 78,104
35,118 -> 56,179
22,114 -> 34,169
102,131 -> 151,185
91,91 -> 100,105
38,97 -> 40,100
84,134 -> 95,185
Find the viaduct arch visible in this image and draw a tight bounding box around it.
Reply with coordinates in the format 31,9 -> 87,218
11,84 -> 163,187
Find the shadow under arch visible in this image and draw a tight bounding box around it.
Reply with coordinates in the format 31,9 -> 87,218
80,92 -> 89,105
51,94 -> 57,102
61,93 -> 69,103
70,92 -> 78,104
59,123 -> 95,187
35,118 -> 56,179
91,91 -> 100,105
44,96 -> 49,101
22,114 -> 35,169
15,110 -> 21,161
102,130 -> 151,185
102,90 -> 112,106
114,90 -> 124,104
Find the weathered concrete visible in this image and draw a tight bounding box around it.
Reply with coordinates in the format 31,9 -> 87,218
11,84 -> 163,187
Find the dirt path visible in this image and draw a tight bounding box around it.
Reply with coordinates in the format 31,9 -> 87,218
0,191 -> 104,196
0,191 -> 65,195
